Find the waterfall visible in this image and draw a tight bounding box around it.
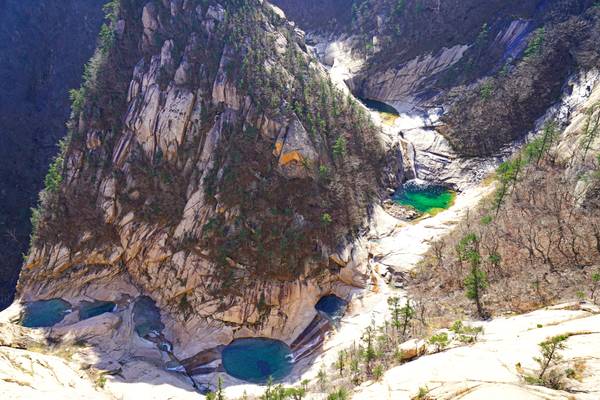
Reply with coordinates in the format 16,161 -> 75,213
409,140 -> 419,181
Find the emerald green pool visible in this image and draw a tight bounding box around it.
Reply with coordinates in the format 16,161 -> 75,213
222,338 -> 294,383
21,299 -> 72,328
393,182 -> 455,214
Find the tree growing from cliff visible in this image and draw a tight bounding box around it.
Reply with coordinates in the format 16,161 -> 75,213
457,233 -> 489,319
525,121 -> 558,165
494,157 -> 523,214
524,334 -> 569,389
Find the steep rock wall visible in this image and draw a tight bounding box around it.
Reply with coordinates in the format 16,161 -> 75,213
17,0 -> 389,345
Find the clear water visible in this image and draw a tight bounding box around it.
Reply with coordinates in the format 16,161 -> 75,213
21,299 -> 71,328
78,300 -> 116,321
393,182 -> 456,214
358,97 -> 400,126
132,296 -> 165,338
315,295 -> 347,324
222,338 -> 294,383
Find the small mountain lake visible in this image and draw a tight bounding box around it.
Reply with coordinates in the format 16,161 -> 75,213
221,338 -> 294,383
394,182 -> 456,215
20,299 -> 71,328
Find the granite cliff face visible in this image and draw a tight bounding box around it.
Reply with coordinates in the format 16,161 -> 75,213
17,0 -> 390,345
0,0 -> 105,309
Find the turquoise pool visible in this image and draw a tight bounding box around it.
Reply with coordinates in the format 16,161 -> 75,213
222,338 -> 294,383
21,299 -> 71,328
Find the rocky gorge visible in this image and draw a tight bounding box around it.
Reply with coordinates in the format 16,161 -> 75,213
2,1 -> 600,399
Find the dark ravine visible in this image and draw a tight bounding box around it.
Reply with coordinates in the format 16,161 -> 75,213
0,0 -> 105,309
274,0 -> 600,157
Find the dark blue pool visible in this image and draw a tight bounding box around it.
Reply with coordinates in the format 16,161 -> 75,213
221,338 -> 294,383
133,296 -> 164,338
78,300 -> 116,321
357,97 -> 400,115
315,295 -> 347,324
21,299 -> 72,328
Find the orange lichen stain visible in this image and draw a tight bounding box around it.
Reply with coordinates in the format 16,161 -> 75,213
273,141 -> 284,157
25,259 -> 42,270
279,150 -> 304,166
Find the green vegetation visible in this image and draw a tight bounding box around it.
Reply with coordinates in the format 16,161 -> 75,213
494,120 -> 558,213
523,28 -> 545,59
450,320 -> 483,343
95,375 -> 107,388
479,80 -> 494,100
414,386 -> 431,400
326,388 -> 349,400
388,296 -> 415,339
261,377 -> 306,400
524,121 -> 558,164
28,136 -> 70,245
493,157 -> 523,213
332,136 -> 348,158
69,0 -> 120,117
591,270 -> 600,304
457,233 -> 489,319
581,102 -> 600,159
206,376 -> 225,400
428,332 -> 449,353
199,0 -> 384,282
